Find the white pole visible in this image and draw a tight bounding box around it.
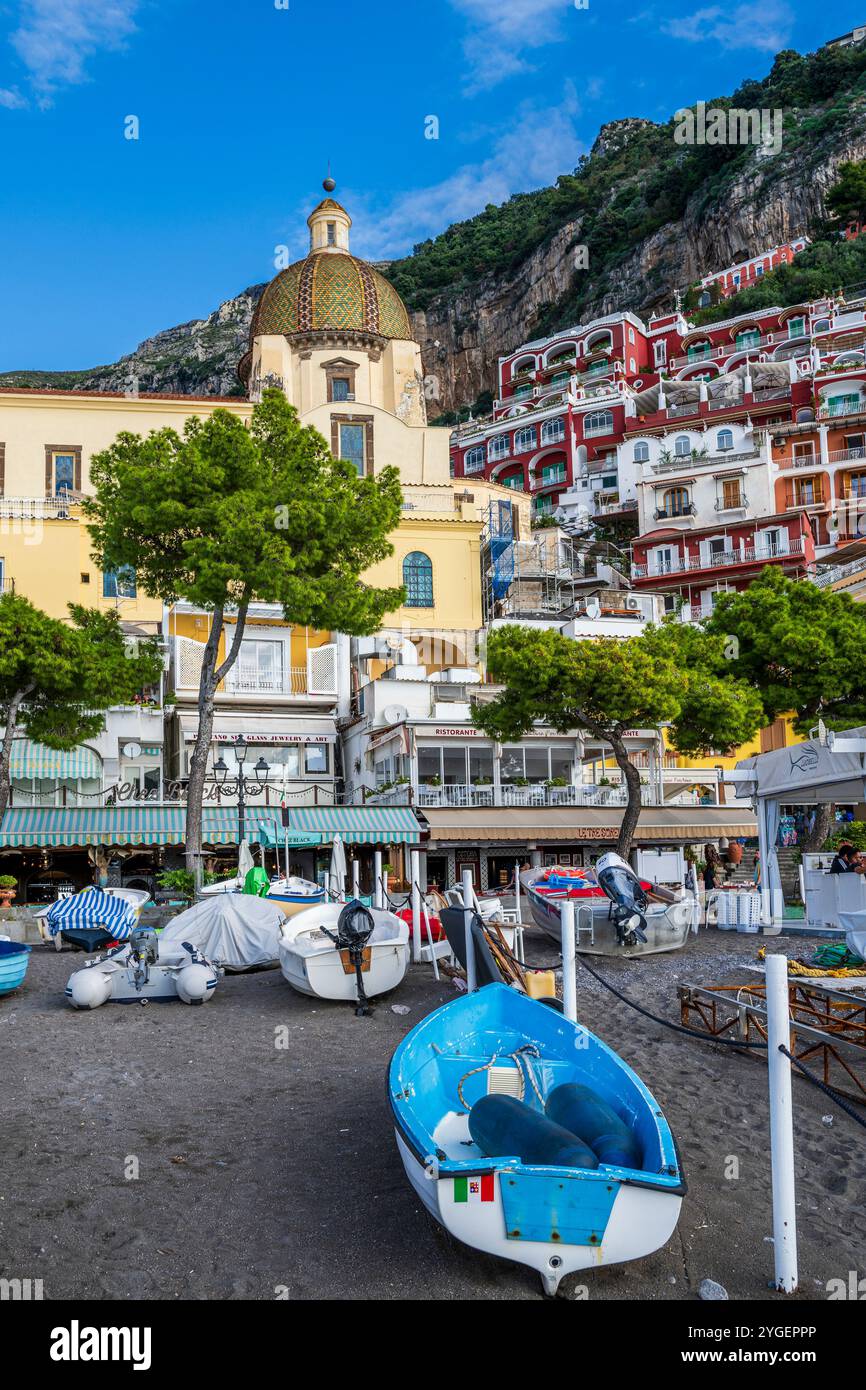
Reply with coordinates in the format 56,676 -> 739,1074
374,850 -> 383,910
462,868 -> 477,993
411,849 -> 422,964
561,898 -> 578,1024
514,857 -> 522,925
382,868 -> 389,906
765,952 -> 798,1293
422,902 -> 440,982
352,859 -> 360,901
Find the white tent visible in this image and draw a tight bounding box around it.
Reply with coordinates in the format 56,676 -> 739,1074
731,726 -> 866,929
160,894 -> 285,971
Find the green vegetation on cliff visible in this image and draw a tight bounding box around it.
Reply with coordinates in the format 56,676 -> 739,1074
383,40 -> 866,324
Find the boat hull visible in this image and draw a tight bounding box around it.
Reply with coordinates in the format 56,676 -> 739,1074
521,872 -> 696,958
65,946 -> 219,1008
389,983 -> 684,1294
0,941 -> 31,995
278,904 -> 409,1002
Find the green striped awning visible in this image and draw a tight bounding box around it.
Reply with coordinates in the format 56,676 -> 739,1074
285,806 -> 421,845
0,806 -> 286,849
10,741 -> 102,781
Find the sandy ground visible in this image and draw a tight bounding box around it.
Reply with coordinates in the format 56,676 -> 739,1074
1,927 -> 864,1302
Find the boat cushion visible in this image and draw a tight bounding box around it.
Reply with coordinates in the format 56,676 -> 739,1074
469,1095 -> 599,1170
545,1082 -> 642,1170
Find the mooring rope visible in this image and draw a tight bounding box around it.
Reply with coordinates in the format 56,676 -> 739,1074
779,1045 -> 866,1132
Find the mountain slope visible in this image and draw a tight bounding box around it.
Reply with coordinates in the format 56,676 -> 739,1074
3,35 -> 866,412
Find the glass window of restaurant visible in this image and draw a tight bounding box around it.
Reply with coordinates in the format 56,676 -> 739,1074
502,744 -> 574,783
418,743 -> 494,785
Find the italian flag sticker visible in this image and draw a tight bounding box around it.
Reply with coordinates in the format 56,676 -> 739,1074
454,1175 -> 494,1203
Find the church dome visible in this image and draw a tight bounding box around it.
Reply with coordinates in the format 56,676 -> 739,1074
239,189 -> 412,385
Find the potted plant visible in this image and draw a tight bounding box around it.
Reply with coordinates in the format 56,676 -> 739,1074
0,874 -> 17,906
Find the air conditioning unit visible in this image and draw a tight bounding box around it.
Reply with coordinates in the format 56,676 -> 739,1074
625,595 -> 642,611
347,393 -> 355,401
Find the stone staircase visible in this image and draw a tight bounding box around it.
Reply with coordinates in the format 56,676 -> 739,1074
719,846 -> 801,902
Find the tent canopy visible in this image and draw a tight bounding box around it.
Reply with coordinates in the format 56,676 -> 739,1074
734,727 -> 866,805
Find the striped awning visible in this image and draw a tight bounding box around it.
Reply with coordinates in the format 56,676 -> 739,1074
285,806 -> 421,845
10,741 -> 102,780
0,805 -> 422,849
0,806 -> 288,849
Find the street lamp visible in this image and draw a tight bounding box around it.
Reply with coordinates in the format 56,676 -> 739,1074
214,739 -> 271,848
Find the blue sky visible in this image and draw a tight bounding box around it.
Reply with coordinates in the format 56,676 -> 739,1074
0,0 -> 861,371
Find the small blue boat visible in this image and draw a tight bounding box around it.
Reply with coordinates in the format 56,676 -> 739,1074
389,983 -> 684,1295
0,939 -> 31,995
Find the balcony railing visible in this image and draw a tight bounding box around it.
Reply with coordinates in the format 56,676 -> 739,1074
370,782 -> 666,809
653,503 -> 697,521
0,496 -> 80,519
669,333 -> 781,370
633,536 -> 805,579
829,448 -> 866,465
714,494 -> 748,510
775,453 -> 819,469
225,668 -> 309,695
819,401 -> 866,420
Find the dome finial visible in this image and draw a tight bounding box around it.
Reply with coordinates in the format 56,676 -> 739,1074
323,161 -> 336,194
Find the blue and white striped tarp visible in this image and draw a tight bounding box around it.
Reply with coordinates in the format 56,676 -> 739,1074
45,889 -> 137,940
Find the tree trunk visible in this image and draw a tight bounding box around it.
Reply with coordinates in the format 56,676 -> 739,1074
184,600 -> 251,888
0,686 -> 34,825
609,733 -> 643,859
800,801 -> 835,853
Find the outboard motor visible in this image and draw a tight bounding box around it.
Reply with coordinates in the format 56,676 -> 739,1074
323,900 -> 377,1016
595,852 -> 649,947
129,924 -> 159,990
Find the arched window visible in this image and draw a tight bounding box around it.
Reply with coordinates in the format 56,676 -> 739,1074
716,428 -> 734,452
585,410 -> 613,436
796,407 -> 815,424
633,441 -> 650,463
403,552 -> 434,608
541,418 -> 566,446
464,446 -> 485,472
488,435 -> 510,461
674,435 -> 691,457
662,487 -> 690,517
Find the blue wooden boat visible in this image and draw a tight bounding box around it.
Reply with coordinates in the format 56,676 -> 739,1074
0,940 -> 31,995
389,983 -> 684,1295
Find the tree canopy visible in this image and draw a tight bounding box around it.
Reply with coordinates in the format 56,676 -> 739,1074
474,623 -> 764,854
827,159 -> 866,229
85,389 -> 406,878
0,594 -> 163,818
705,567 -> 866,734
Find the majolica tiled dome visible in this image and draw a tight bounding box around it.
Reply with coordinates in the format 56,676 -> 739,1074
239,193 -> 412,385
251,251 -> 412,341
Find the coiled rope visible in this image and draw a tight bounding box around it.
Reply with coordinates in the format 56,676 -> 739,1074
457,1044 -> 544,1112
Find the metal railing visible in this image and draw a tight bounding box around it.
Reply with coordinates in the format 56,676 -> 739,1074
633,536 -> 804,579
225,667 -> 309,695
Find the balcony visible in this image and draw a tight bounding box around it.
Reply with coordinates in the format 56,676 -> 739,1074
829,448 -> 866,465
633,536 -> 805,580
653,503 -> 697,521
775,452 -> 819,470
785,488 -> 826,509
225,669 -> 310,696
0,496 -> 81,519
714,493 -> 748,512
819,401 -> 866,420
669,333 -> 779,371
368,782 -> 668,809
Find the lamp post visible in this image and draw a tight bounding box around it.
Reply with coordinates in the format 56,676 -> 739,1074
213,738 -> 271,851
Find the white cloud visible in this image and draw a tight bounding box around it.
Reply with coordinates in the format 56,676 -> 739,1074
0,87 -> 29,110
5,0 -> 139,106
663,3 -> 794,54
449,0 -> 577,92
348,86 -> 585,261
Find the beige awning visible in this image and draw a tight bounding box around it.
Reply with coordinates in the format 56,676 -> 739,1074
419,806 -> 757,844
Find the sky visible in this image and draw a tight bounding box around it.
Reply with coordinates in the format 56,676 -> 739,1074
0,0 -> 862,371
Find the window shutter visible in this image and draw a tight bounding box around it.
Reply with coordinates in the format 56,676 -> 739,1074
307,643 -> 337,696
74,451 -> 82,492
45,448 -> 52,494
175,636 -> 207,690
0,444 -> 4,498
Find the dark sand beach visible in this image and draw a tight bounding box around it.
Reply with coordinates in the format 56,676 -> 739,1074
2,929 -> 864,1301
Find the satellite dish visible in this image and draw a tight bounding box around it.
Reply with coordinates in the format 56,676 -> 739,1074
584,599 -> 601,620
383,705 -> 409,725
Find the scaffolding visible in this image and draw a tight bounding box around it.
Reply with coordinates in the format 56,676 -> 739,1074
481,502 -> 629,622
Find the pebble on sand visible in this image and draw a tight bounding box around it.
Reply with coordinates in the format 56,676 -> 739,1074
699,1278 -> 729,1301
